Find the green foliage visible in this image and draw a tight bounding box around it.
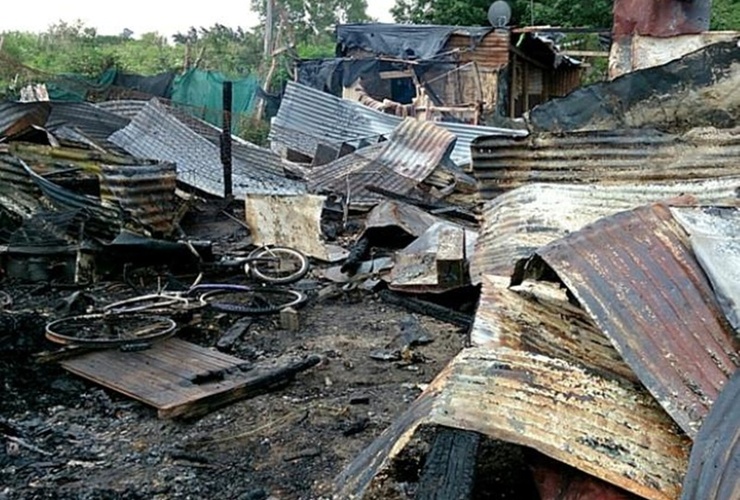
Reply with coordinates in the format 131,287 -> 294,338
711,0 -> 740,30
173,25 -> 262,77
392,0 -> 613,27
236,115 -> 272,146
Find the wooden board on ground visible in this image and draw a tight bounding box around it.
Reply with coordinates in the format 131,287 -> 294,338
60,338 -> 319,419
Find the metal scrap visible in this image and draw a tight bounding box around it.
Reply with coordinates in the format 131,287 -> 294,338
513,203 -> 740,438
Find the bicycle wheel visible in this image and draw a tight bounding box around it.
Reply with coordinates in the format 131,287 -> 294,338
247,246 -> 310,285
46,313 -> 177,348
103,294 -> 194,314
201,286 -> 306,315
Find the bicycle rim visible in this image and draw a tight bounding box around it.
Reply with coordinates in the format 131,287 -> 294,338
247,247 -> 310,285
45,313 -> 177,348
103,294 -> 192,314
201,287 -> 306,315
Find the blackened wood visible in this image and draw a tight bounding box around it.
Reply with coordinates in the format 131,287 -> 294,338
416,427 -> 480,500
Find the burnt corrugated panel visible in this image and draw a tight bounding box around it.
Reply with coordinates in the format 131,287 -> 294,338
109,99 -> 305,198
0,153 -> 42,217
681,369 -> 740,500
270,81 -> 525,167
671,207 -> 740,332
472,128 -> 740,199
0,101 -> 51,139
99,163 -> 179,237
473,275 -> 638,383
46,102 -> 130,154
309,119 -> 455,207
335,346 -> 692,500
471,179 -> 740,279
514,203 -> 740,438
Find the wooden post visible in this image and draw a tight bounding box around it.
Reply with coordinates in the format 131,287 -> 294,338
221,81 -> 233,199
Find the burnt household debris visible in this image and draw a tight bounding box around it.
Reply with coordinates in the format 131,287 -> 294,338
1,1 -> 739,499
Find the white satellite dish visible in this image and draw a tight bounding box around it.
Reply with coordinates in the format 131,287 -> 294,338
488,1 -> 512,28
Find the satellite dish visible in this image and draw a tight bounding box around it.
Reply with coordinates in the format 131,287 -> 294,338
488,1 -> 512,28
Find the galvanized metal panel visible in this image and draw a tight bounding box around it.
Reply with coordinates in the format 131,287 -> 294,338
0,153 -> 42,218
472,128 -> 740,200
109,99 -> 305,198
613,0 -> 711,38
681,369 -> 740,500
515,203 -> 740,437
270,81 -> 525,167
335,347 -> 692,500
671,207 -> 740,333
46,102 -> 130,154
472,275 -> 638,383
309,119 -> 456,207
96,99 -> 148,120
99,163 -> 179,237
0,101 -> 50,139
471,179 -> 740,280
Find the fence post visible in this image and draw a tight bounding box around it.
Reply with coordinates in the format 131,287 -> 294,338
221,81 -> 233,199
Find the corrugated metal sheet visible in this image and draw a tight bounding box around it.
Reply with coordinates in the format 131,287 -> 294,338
514,203 -> 740,438
0,153 -> 42,218
363,200 -> 441,239
270,81 -> 525,167
109,99 -> 306,198
45,102 -> 130,154
470,179 -> 740,280
309,119 -> 456,207
0,101 -> 51,139
446,30 -> 509,69
99,98 -> 296,179
472,128 -> 740,199
681,369 -> 740,500
99,163 -> 179,237
613,0 -> 711,38
335,346 -> 691,500
472,275 -> 638,383
671,206 -> 740,332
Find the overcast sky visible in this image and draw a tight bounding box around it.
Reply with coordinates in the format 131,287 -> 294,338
0,0 -> 395,37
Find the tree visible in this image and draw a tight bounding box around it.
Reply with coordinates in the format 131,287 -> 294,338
173,25 -> 263,77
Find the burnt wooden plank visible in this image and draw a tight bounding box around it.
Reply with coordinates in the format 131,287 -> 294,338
416,427 -> 480,500
60,338 -> 320,419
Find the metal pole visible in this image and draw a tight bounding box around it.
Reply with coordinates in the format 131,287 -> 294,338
221,81 -> 233,199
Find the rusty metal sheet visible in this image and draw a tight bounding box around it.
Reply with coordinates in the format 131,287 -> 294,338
46,102 -> 130,154
514,203 -> 740,438
244,193 -> 347,262
447,30 -> 509,69
99,163 -> 179,237
363,200 -> 442,239
309,119 -> 456,207
613,0 -> 711,38
270,81 -> 525,167
472,275 -> 637,383
0,101 -> 50,140
671,206 -> 740,332
335,347 -> 691,500
472,127 -> 740,200
470,179 -> 740,280
681,369 -> 740,500
532,454 -> 641,500
109,99 -> 305,198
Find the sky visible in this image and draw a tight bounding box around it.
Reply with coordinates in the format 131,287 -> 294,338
0,0 -> 396,37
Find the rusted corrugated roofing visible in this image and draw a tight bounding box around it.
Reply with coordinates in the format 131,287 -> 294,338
671,206 -> 740,332
681,370 -> 740,500
513,203 -> 740,438
0,101 -> 50,140
613,0 -> 711,37
309,119 -> 456,207
472,128 -> 740,200
335,346 -> 691,500
473,275 -> 638,383
109,99 -> 305,198
99,163 -> 179,237
270,81 -> 525,167
447,30 -> 509,69
0,152 -> 42,218
470,180 -> 740,280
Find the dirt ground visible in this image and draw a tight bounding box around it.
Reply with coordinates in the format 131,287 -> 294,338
0,274 -> 469,500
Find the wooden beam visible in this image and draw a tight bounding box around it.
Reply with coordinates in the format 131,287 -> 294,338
379,70 -> 413,80
562,50 -> 610,58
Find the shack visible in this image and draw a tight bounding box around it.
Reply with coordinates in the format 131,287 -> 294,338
296,23 -> 583,123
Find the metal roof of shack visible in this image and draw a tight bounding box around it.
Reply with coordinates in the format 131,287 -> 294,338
109,99 -> 305,198
513,203 -> 740,438
270,81 -> 525,167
